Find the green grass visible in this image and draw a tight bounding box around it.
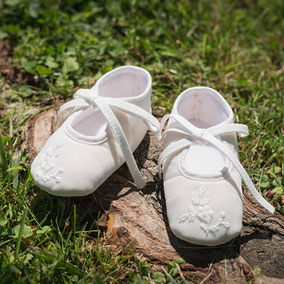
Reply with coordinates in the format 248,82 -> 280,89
0,0 -> 283,282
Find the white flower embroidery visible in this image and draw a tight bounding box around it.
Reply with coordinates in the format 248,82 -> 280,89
179,187 -> 230,237
34,140 -> 64,184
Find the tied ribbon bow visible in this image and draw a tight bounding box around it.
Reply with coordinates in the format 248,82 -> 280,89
58,88 -> 160,188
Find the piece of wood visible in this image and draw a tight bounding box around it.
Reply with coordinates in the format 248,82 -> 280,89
26,108 -> 284,283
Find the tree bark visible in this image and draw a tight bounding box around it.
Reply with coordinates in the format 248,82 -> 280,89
25,108 -> 284,283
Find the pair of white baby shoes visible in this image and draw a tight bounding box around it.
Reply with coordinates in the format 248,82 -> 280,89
31,66 -> 274,246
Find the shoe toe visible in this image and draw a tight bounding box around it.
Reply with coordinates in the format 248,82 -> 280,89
164,178 -> 243,246
169,211 -> 241,246
30,131 -> 94,196
31,129 -> 125,196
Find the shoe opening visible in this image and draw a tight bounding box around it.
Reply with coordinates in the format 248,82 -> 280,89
177,87 -> 232,128
97,66 -> 150,99
71,66 -> 150,137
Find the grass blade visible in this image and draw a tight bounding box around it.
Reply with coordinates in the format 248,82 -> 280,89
162,267 -> 177,284
0,134 -> 8,180
15,208 -> 28,258
33,248 -> 85,278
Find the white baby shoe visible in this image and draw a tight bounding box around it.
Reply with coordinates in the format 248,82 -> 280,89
31,66 -> 160,196
158,87 -> 274,246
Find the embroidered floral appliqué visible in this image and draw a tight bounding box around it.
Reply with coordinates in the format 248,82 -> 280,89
33,140 -> 64,184
179,187 -> 230,236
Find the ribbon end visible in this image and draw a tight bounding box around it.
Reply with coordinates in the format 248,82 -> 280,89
136,179 -> 146,189
267,205 -> 275,214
